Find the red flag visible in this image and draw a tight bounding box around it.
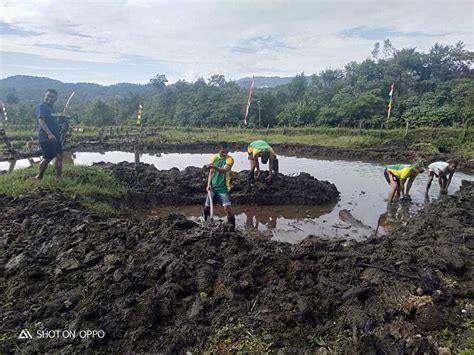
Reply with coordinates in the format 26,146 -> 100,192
243,76 -> 255,126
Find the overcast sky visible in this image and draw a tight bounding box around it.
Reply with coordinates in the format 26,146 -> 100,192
0,0 -> 472,85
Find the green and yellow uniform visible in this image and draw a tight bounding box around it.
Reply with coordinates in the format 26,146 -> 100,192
247,140 -> 276,159
210,153 -> 234,193
386,164 -> 418,180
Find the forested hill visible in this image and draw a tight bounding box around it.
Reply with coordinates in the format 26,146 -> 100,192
1,41 -> 473,129
0,75 -> 156,102
0,75 -> 293,102
236,76 -> 294,88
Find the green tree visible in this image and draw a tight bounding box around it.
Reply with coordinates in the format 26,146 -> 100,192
149,74 -> 168,91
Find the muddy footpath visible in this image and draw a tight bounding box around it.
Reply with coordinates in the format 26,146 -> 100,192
0,158 -> 473,353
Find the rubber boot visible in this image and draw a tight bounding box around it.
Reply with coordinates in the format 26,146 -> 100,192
227,214 -> 235,227
203,207 -> 211,221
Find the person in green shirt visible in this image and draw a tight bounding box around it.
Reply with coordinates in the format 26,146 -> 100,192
247,140 -> 278,184
203,142 -> 235,226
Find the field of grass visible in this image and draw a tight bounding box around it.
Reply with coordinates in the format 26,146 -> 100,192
2,124 -> 473,158
0,165 -> 126,214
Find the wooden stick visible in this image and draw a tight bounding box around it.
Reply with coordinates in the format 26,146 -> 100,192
359,263 -> 420,280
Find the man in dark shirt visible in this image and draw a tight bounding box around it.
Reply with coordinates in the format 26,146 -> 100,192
35,89 -> 64,180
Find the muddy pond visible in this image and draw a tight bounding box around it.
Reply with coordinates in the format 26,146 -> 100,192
1,150 -> 472,243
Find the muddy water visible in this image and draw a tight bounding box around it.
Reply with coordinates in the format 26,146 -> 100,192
2,150 -> 472,242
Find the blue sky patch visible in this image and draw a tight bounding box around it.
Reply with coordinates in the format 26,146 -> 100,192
339,26 -> 446,40
34,44 -> 97,53
230,35 -> 295,54
0,21 -> 42,37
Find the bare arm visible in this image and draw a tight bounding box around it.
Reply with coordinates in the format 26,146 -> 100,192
400,178 -> 406,198
254,159 -> 260,173
38,118 -> 56,140
426,175 -> 433,193
208,164 -> 230,173
446,170 -> 455,190
405,175 -> 416,196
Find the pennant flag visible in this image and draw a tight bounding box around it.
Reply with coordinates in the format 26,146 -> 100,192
1,103 -> 8,121
387,83 -> 395,120
63,91 -> 75,115
136,103 -> 143,126
243,76 -> 255,126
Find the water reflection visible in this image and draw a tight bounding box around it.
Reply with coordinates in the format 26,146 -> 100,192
149,204 -> 336,243
375,201 -> 413,235
1,150 -> 472,243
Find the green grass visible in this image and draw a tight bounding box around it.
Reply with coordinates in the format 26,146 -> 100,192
0,165 -> 126,214
2,125 -> 473,157
0,165 -> 126,197
80,197 -> 120,216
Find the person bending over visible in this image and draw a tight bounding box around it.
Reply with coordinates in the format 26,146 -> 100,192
426,160 -> 457,195
247,139 -> 278,184
384,163 -> 424,204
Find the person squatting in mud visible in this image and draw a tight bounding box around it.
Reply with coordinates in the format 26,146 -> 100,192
425,160 -> 458,195
384,163 -> 424,204
247,139 -> 279,185
35,89 -> 64,181
203,141 -> 236,226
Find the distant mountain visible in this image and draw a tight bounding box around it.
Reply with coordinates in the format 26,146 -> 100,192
0,75 -> 155,102
236,76 -> 295,88
0,74 -> 300,102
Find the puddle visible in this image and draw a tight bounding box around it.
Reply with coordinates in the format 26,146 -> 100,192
2,150 -> 473,242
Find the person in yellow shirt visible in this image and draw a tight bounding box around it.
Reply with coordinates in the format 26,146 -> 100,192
384,163 -> 424,204
203,142 -> 235,226
247,140 -> 278,184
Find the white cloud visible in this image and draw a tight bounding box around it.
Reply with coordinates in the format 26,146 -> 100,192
1,0 -> 472,84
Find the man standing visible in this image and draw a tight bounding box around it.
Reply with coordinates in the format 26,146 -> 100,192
426,160 -> 458,195
203,142 -> 235,226
247,139 -> 278,184
35,89 -> 63,180
384,163 -> 424,204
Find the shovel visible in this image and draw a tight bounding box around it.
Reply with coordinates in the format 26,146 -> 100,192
204,190 -> 214,223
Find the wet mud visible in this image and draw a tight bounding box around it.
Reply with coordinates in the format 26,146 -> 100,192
95,162 -> 340,209
1,180 -> 472,353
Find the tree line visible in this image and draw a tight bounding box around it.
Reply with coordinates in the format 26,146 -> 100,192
3,40 -> 473,129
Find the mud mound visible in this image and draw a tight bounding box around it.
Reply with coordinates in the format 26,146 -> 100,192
1,182 -> 472,353
96,162 -> 340,207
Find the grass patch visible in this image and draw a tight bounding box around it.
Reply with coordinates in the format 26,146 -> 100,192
411,142 -> 440,155
191,322 -> 275,354
80,196 -> 119,216
3,125 -> 473,157
0,164 -> 126,196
